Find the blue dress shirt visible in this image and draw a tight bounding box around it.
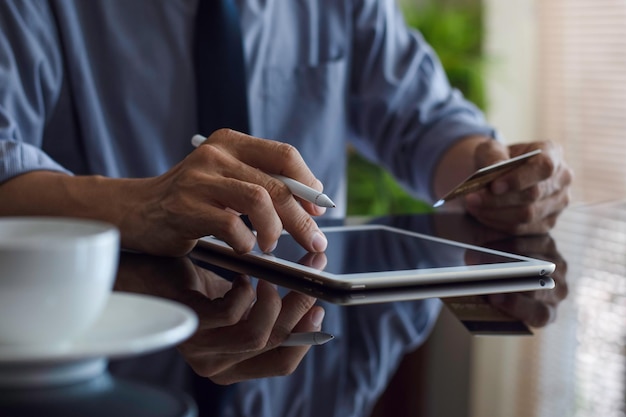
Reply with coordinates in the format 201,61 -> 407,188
0,0 -> 495,213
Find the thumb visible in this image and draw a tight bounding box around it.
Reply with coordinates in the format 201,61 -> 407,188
474,140 -> 510,170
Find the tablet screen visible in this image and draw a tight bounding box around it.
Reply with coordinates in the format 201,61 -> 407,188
198,224 -> 554,289
266,227 -> 518,275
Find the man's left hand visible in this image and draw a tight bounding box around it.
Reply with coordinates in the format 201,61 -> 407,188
464,140 -> 573,235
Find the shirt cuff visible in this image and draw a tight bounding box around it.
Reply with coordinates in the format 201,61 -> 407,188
0,140 -> 72,184
415,113 -> 499,202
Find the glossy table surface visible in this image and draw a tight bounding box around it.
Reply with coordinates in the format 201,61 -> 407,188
115,202 -> 626,417
8,201 -> 626,417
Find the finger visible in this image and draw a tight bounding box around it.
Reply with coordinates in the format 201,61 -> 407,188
481,238 -> 569,303
297,251 -> 328,270
264,291 -> 318,348
468,169 -> 566,208
206,129 -> 320,192
192,289 -> 317,360
260,175 -> 328,252
209,341 -> 311,385
187,267 -> 235,299
487,164 -> 571,208
467,192 -> 567,234
474,140 -> 510,168
154,159 -> 262,254
209,305 -> 325,385
192,275 -> 257,330
184,279 -> 282,355
489,142 -> 568,195
196,204 -> 260,253
193,140 -> 327,253
174,275 -> 255,334
190,146 -> 284,253
226,172 -> 327,253
206,129 -> 329,217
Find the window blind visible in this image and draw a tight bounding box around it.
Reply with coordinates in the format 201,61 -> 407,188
537,0 -> 626,203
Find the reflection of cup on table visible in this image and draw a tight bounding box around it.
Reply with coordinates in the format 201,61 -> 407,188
0,217 -> 120,348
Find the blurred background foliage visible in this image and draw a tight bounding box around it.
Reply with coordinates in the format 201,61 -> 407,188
346,0 -> 486,216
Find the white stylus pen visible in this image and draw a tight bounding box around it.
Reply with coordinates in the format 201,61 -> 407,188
280,331 -> 335,347
191,134 -> 336,208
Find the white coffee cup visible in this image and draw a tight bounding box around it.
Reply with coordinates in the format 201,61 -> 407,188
0,217 -> 120,347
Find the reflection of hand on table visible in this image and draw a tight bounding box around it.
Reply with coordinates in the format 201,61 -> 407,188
114,253 -> 325,385
466,235 -> 568,328
296,251 -> 328,270
429,212 -> 568,328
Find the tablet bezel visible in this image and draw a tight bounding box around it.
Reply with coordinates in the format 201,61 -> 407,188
197,224 -> 556,290
189,251 -> 556,305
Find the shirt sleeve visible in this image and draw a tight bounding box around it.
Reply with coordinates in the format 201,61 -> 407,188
348,0 -> 498,201
0,1 -> 71,185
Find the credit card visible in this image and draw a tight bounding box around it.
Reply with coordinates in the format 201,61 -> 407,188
433,149 -> 542,208
442,295 -> 533,336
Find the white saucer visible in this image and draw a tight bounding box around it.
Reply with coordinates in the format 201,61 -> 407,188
0,292 -> 198,364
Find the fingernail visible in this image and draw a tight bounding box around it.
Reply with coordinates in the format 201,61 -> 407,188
311,232 -> 328,252
311,308 -> 325,328
266,240 -> 278,253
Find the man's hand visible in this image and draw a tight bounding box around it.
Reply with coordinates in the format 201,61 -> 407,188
0,129 -> 329,256
115,253 -> 326,385
463,140 -> 573,235
128,129 -> 329,255
482,235 -> 568,328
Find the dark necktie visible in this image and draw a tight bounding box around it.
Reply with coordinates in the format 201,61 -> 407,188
194,0 -> 250,136
192,3 -> 246,414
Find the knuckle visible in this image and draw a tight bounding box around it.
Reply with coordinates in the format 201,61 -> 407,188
192,363 -> 219,379
265,331 -> 288,349
211,302 -> 244,327
538,154 -> 556,178
290,294 -> 317,315
264,179 -> 292,204
241,329 -> 271,352
194,143 -> 222,162
291,214 -> 316,234
246,183 -> 272,207
275,142 -> 301,162
273,360 -> 299,377
217,214 -> 244,236
211,128 -> 235,141
232,239 -> 255,255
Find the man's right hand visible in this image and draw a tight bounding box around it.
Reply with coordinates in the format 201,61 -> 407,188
0,129 -> 329,256
115,253 -> 325,385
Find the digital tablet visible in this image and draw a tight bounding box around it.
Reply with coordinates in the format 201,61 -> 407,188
189,250 -> 555,305
197,225 -> 556,291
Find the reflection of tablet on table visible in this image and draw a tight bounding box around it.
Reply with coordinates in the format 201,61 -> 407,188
189,250 -> 555,305
197,225 -> 555,291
